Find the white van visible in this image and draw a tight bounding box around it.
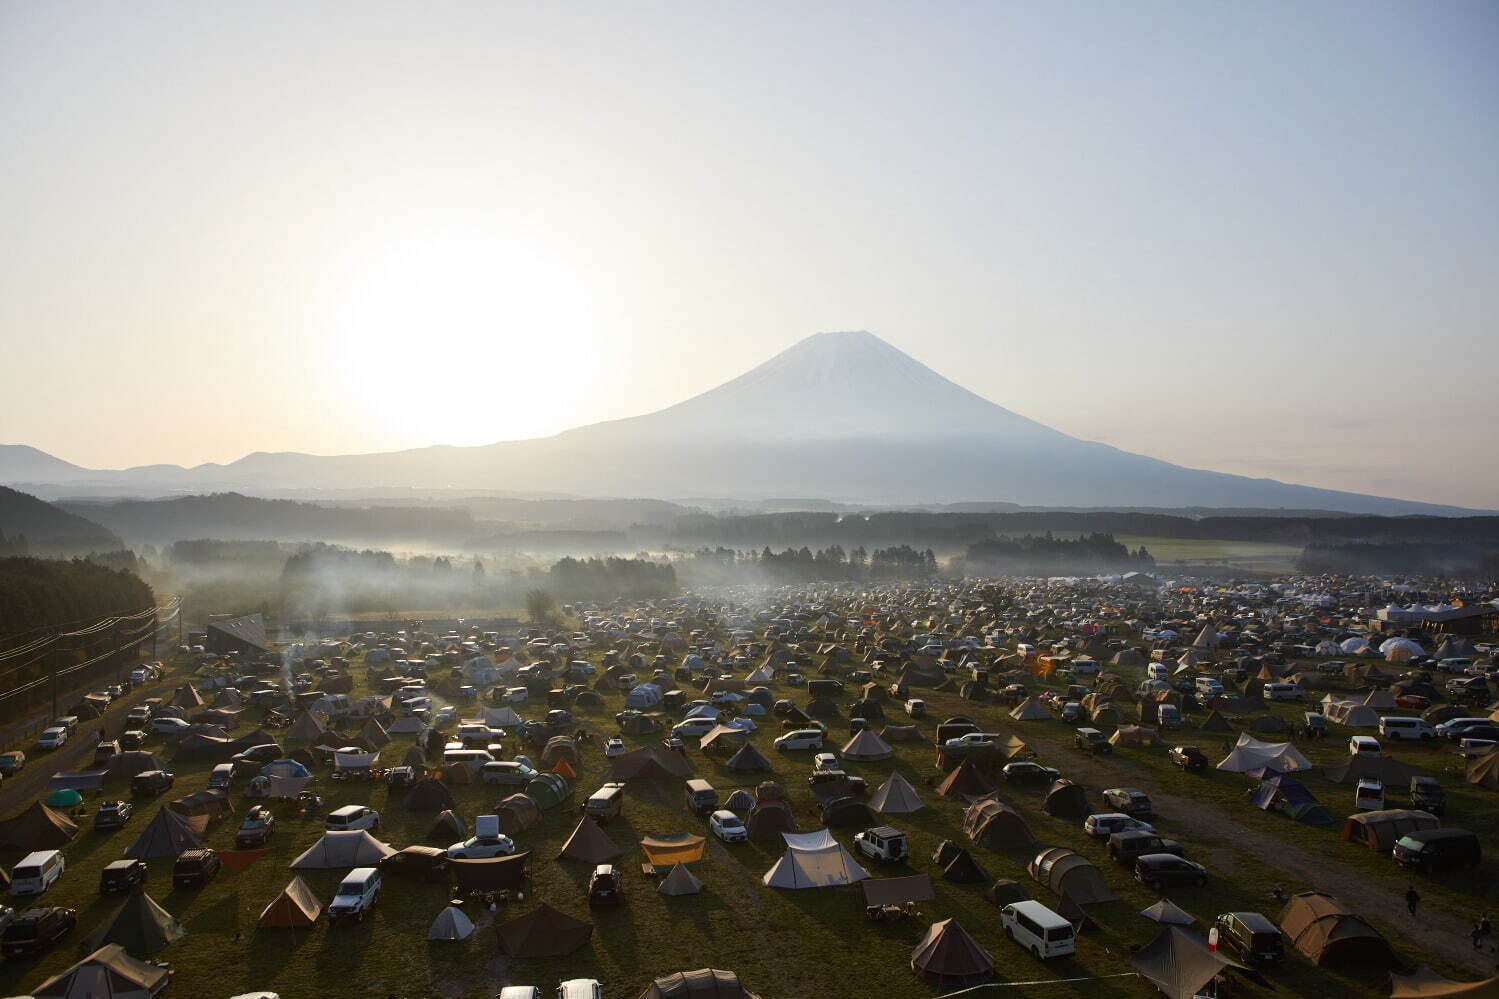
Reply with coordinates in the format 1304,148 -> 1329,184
1264,683 -> 1304,702
1147,664 -> 1170,682
10,851 -> 65,896
1194,677 -> 1224,698
1379,717 -> 1435,741
1001,899 -> 1076,958
442,748 -> 495,774
773,729 -> 824,752
1348,735 -> 1382,757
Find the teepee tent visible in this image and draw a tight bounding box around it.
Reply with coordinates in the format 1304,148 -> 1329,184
658,862 -> 705,897
1140,898 -> 1196,926
1010,697 -> 1051,721
868,772 -> 925,814
557,817 -> 622,864
123,808 -> 206,860
840,728 -> 894,761
910,918 -> 994,986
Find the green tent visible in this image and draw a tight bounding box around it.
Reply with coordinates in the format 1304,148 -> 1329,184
521,773 -> 570,810
44,789 -> 83,809
88,891 -> 185,956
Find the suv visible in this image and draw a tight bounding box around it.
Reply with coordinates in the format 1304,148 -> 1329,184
328,867 -> 382,923
587,865 -> 622,906
1102,788 -> 1153,817
1169,746 -> 1207,772
94,800 -> 133,831
1074,728 -> 1111,754
131,770 -> 175,797
1410,776 -> 1446,816
325,805 -> 380,832
1,907 -> 77,957
99,859 -> 148,894
1135,854 -> 1207,890
236,806 -> 276,847
812,753 -> 841,773
35,727 -> 67,751
1084,813 -> 1154,839
1214,912 -> 1284,963
126,705 -> 153,726
853,826 -> 909,863
807,769 -> 866,794
172,849 -> 221,888
1003,761 -> 1061,783
1107,830 -> 1182,864
558,981 -> 604,999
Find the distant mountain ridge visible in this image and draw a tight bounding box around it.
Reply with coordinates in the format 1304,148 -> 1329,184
0,485 -> 122,553
1,331 -> 1485,515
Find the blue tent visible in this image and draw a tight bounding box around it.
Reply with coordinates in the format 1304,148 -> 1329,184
260,759 -> 311,779
1251,774 -> 1333,824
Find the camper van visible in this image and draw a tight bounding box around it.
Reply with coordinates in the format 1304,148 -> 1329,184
684,779 -> 718,814
1348,736 -> 1382,758
1378,717 -> 1435,741
584,783 -> 625,822
9,852 -> 65,897
1000,900 -> 1076,958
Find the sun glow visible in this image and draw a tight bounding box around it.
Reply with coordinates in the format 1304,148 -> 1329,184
325,230 -> 604,448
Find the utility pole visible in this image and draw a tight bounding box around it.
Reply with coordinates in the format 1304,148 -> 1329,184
50,630 -> 61,720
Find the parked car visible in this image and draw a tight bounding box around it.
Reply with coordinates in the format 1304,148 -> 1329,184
1102,788 -> 1153,818
1354,778 -> 1385,811
1002,761 -> 1061,783
98,859 -> 148,895
148,717 -> 191,735
1107,830 -> 1183,864
35,727 -> 67,751
1264,683 -> 1305,702
93,800 -> 133,831
172,849 -> 221,888
1074,728 -> 1111,754
328,867 -> 382,923
1000,900 -> 1076,959
812,752 -> 841,773
774,729 -> 824,752
1170,745 -> 1208,772
1134,854 -> 1207,890
235,806 -> 276,847
325,805 -> 380,832
1410,776 -> 1446,816
1214,911 -> 1284,964
587,865 -> 622,906
1393,828 -> 1481,874
944,732 -> 996,750
379,846 -> 451,882
1394,693 -> 1431,710
481,761 -> 539,786
0,752 -> 23,777
1084,813 -> 1154,839
119,730 -> 146,750
130,770 -> 175,797
9,852 -> 65,896
708,810 -> 747,844
446,815 -> 515,859
1379,717 -> 1435,741
558,980 -> 604,999
1437,717 -> 1495,741
0,907 -> 77,957
853,825 -> 909,863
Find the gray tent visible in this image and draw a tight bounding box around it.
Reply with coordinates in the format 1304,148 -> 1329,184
658,863 -> 705,897
123,807 -> 207,860
1027,847 -> 1116,904
32,944 -> 169,999
638,969 -> 761,999
1140,898 -> 1197,926
87,891 -> 185,956
1131,926 -> 1244,999
868,772 -> 925,814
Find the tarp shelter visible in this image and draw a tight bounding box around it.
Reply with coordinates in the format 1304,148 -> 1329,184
290,829 -> 394,869
427,905 -> 476,941
937,760 -> 995,800
496,794 -> 542,835
641,834 -> 707,867
1140,898 -> 1196,926
0,801 -> 79,851
405,778 -> 457,813
558,817 -> 622,864
333,748 -> 379,772
1043,780 -> 1091,820
1390,968 -> 1499,998
699,725 -> 748,751
123,807 -> 206,859
1279,891 -> 1395,968
1109,725 -> 1162,747
1325,755 -> 1430,787
840,728 -> 894,761
862,874 -> 935,907
1340,809 -> 1439,852
964,798 -> 1037,850
611,747 -> 693,781
48,770 -> 107,793
1028,847 -> 1116,904
763,840 -> 869,889
658,863 -> 705,897
32,944 -> 169,999
725,743 -> 772,773
1011,697 -> 1051,721
1131,926 -> 1245,999
638,969 -> 762,999
869,772 -> 925,814
880,725 -> 926,743
107,752 -> 166,780
495,903 -> 593,958
258,876 -> 321,928
88,891 -> 185,956
910,918 -> 994,986
452,853 -> 529,893
1217,734 -> 1313,774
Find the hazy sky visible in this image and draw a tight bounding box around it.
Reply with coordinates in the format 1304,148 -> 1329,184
3,2 -> 1496,507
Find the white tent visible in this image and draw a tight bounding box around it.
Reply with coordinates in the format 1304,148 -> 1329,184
1321,695 -> 1380,728
426,905 -> 475,941
481,706 -> 523,728
1216,733 -> 1312,774
1193,626 -> 1221,651
745,665 -> 775,685
290,830 -> 395,870
841,729 -> 894,761
1341,637 -> 1372,655
1010,698 -> 1050,722
657,862 -> 704,896
1314,641 -> 1342,657
333,749 -> 379,772
763,841 -> 869,889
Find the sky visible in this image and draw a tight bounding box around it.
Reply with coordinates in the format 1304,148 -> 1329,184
2,1 -> 1496,507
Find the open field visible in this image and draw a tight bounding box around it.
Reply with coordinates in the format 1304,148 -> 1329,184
0,643 -> 1495,999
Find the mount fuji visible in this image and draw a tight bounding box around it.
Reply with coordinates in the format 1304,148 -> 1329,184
0,331 -> 1475,514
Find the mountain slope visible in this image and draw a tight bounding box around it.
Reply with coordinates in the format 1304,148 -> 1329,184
0,332 -> 1483,515
0,486 -> 123,553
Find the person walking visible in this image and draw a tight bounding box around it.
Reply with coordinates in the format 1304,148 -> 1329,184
1406,887 -> 1420,917
1474,921 -> 1486,951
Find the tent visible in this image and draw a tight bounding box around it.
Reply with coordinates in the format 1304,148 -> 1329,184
611,746 -> 693,781
1249,774 -> 1334,824
1010,697 -> 1051,721
1248,715 -> 1289,735
359,718 -> 390,749
1027,847 -> 1116,904
258,876 -> 322,928
452,853 -> 529,893
542,736 -> 580,769
640,834 -> 707,867
88,891 -> 185,956
1216,734 -> 1312,774
427,905 -> 476,942
290,829 -> 394,869
939,847 -> 988,884
495,903 -> 593,958
1043,780 -> 1091,820
558,817 -> 623,864
869,772 -> 925,814
1390,967 -> 1499,998
1109,724 -> 1163,747
1468,751 -> 1499,791
1279,891 -> 1396,968
964,798 -> 1036,850
1340,809 -> 1440,852
0,801 -> 79,851
1325,755 -> 1430,787
910,918 -> 994,986
725,743 -> 772,773
168,789 -> 234,822
32,944 -> 169,999
880,725 -> 926,743
822,796 -> 875,827
658,862 -> 705,897
123,807 -> 206,860
285,709 -> 329,741
106,751 -> 167,780
723,789 -> 755,812
404,778 -> 458,813
1140,898 -> 1196,926
638,969 -> 762,999
482,705 -> 523,727
496,794 -> 542,835
521,773 -> 570,810
45,789 -> 82,810
763,841 -> 869,889
746,799 -> 797,843
1131,926 -> 1244,999
840,728 -> 894,761
333,748 -> 379,772
427,809 -> 466,844
1322,696 -> 1380,728
936,760 -> 995,800
1196,710 -> 1232,733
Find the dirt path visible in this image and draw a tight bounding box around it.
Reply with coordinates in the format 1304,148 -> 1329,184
1014,724 -> 1493,977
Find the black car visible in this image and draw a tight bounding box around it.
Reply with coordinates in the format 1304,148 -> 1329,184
1169,746 -> 1208,772
379,845 -> 451,883
173,849 -> 222,888
1,907 -> 77,957
235,806 -> 276,847
1135,854 -> 1207,890
130,770 -> 175,797
385,766 -> 418,789
99,859 -> 148,894
1074,728 -> 1112,754
1002,761 -> 1061,783
119,730 -> 146,750
1393,828 -> 1481,874
1410,776 -> 1446,817
587,864 -> 622,906
1214,911 -> 1284,964
94,800 -> 133,831
1107,830 -> 1184,865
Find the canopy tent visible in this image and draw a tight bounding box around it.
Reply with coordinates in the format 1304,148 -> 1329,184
638,969 -> 762,999
910,918 -> 994,986
1131,926 -> 1245,999
869,772 -> 925,814
1340,809 -> 1440,852
1028,847 -> 1116,904
763,841 -> 869,889
427,905 -> 476,941
290,829 -> 394,869
258,876 -> 322,928
32,944 -> 169,999
861,874 -> 935,907
963,798 -> 1037,850
123,807 -> 206,859
88,891 -> 185,956
452,853 -> 529,893
641,834 -> 707,867
558,817 -> 623,864
658,862 -> 705,897
0,801 -> 79,851
495,903 -> 593,958
1279,891 -> 1396,968
1140,898 -> 1196,926
1390,967 -> 1499,998
1217,734 -> 1313,774
840,728 -> 894,761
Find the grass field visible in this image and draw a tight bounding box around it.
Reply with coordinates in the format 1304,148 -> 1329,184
0,646 -> 1494,999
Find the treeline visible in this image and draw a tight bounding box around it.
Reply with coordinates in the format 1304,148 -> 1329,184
0,557 -> 155,644
674,545 -> 939,585
1297,542 -> 1498,577
548,557 -> 677,600
959,533 -> 1155,575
